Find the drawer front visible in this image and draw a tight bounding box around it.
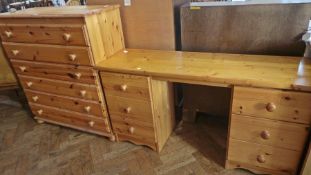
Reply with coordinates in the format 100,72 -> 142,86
232,86 -> 311,124
112,115 -> 156,150
12,60 -> 97,84
25,89 -> 107,118
105,95 -> 154,123
19,75 -> 100,101
0,25 -> 89,46
30,103 -> 111,134
230,114 -> 309,151
228,139 -> 301,175
100,72 -> 151,101
3,42 -> 93,66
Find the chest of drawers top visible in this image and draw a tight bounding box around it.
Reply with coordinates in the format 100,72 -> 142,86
0,5 -> 125,65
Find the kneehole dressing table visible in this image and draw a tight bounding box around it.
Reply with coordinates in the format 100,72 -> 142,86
1,6 -> 311,175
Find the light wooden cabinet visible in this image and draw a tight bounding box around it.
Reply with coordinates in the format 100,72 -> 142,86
100,72 -> 176,152
0,5 -> 125,140
227,86 -> 311,175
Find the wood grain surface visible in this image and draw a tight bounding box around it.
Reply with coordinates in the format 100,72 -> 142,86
3,42 -> 93,66
0,5 -> 120,18
232,86 -> 311,124
95,49 -> 310,91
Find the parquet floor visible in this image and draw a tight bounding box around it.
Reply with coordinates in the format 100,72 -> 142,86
0,94 -> 254,175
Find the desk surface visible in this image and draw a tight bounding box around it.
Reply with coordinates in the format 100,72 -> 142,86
0,5 -> 118,18
96,49 -> 311,92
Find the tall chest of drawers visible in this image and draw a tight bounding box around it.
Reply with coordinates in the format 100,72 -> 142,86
0,5 -> 125,140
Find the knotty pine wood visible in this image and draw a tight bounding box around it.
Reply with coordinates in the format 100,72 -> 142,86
3,42 -> 94,66
19,75 -> 101,101
24,89 -> 108,118
0,5 -> 124,64
106,95 -> 153,119
30,103 -> 112,135
227,139 -> 302,175
230,114 -> 309,151
0,5 -> 119,18
95,49 -> 311,91
150,79 -> 175,152
100,72 -> 175,152
100,72 -> 151,100
0,25 -> 89,46
232,86 -> 311,124
11,60 -> 98,84
84,6 -> 124,64
112,115 -> 157,149
0,18 -> 85,25
0,6 -> 125,141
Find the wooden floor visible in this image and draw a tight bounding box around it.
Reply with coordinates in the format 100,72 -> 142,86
0,94 -> 254,175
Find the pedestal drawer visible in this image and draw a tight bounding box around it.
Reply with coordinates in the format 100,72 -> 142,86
30,103 -> 111,134
111,114 -> 156,150
232,86 -> 311,124
25,89 -> 107,118
19,75 -> 100,101
230,114 -> 309,151
12,60 -> 97,84
105,95 -> 153,123
100,72 -> 151,101
228,139 -> 301,175
3,42 -> 93,66
0,25 -> 89,46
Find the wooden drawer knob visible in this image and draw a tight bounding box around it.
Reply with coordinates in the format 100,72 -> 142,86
80,90 -> 87,97
63,33 -> 71,41
109,135 -> 116,142
129,126 -> 135,134
124,107 -> 131,114
68,54 -> 76,61
26,81 -> 33,87
88,121 -> 95,127
257,155 -> 266,163
260,130 -> 270,140
4,31 -> 12,38
74,73 -> 81,79
104,120 -> 109,126
32,96 -> 39,102
120,84 -> 127,91
19,66 -> 26,72
84,106 -> 91,113
37,109 -> 43,116
106,127 -> 111,132
11,50 -> 19,56
266,102 -> 276,112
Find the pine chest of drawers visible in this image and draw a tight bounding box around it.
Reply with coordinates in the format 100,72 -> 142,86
0,5 -> 125,140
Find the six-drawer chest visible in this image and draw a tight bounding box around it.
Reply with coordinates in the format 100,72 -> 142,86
0,5 -> 310,175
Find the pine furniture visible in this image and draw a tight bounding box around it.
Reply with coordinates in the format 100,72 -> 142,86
95,49 -> 311,175
0,5 -> 124,141
1,6 -> 311,175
